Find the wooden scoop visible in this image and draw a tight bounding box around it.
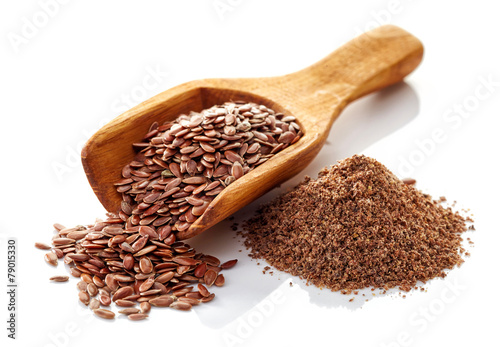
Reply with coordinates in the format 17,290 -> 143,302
81,25 -> 423,239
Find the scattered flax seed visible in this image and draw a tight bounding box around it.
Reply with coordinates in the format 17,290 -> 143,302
93,308 -> 115,320
35,242 -> 52,250
118,308 -> 141,315
44,252 -> 58,266
402,177 -> 416,185
41,215 -> 234,319
241,155 -> 470,294
89,298 -> 100,310
128,313 -> 149,321
220,259 -> 238,269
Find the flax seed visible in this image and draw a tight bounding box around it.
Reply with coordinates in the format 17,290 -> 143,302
35,242 -> 52,250
44,252 -> 58,266
93,308 -> 115,319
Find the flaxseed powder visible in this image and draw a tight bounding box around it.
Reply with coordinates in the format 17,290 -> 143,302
241,155 -> 469,293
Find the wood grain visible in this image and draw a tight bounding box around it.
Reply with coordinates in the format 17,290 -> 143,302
81,25 -> 424,239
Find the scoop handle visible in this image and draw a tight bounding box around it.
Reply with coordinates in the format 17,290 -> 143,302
299,25 -> 423,101
254,25 -> 423,136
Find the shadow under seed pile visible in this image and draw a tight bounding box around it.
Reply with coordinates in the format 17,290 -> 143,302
242,155 -> 468,292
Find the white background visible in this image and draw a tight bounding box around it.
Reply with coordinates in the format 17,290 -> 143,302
1,1 -> 499,346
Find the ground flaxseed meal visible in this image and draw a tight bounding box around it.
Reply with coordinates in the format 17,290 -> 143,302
241,155 -> 470,293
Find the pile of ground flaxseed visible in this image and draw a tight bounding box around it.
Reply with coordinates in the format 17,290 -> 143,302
241,155 -> 470,293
